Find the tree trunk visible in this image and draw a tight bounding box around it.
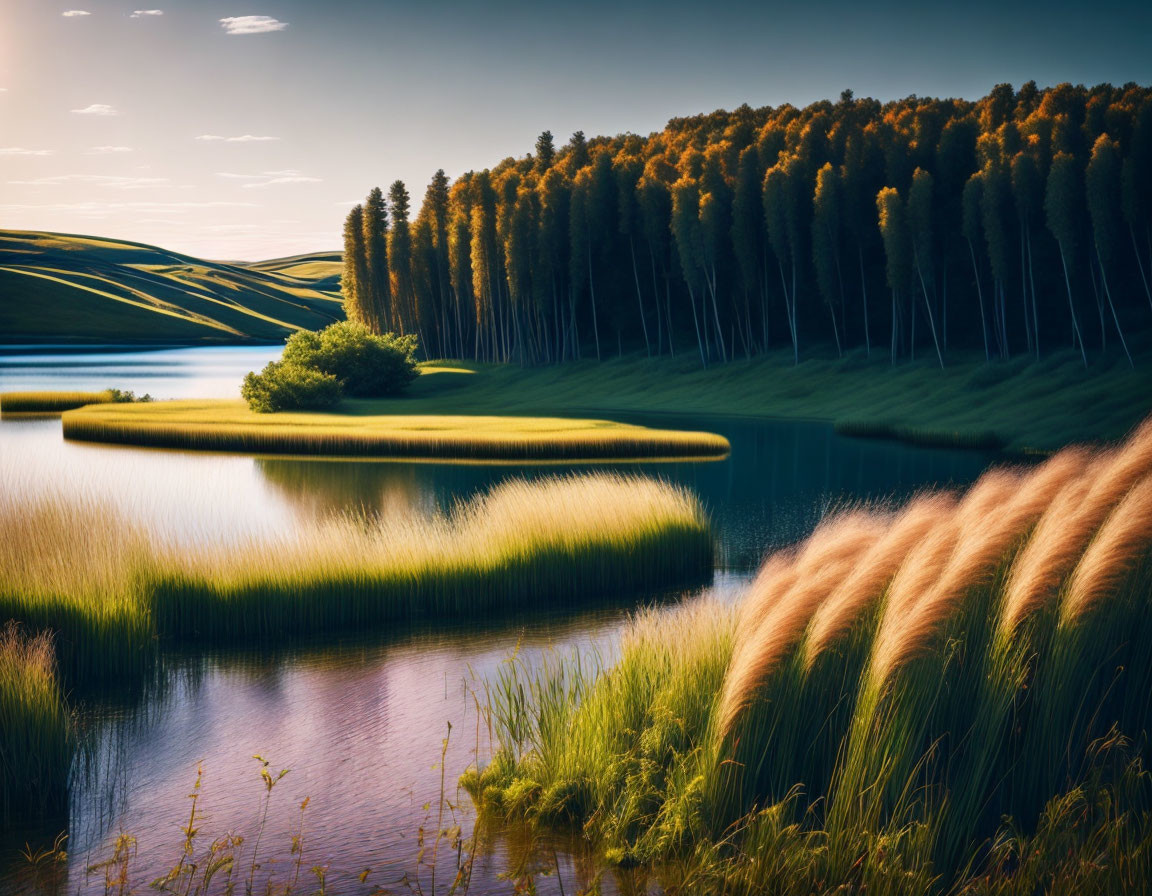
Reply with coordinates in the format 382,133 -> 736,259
967,238 -> 990,363
1130,223 -> 1152,311
686,282 -> 707,367
630,237 -> 651,357
586,243 -> 601,361
858,244 -> 870,358
914,261 -> 945,368
1096,242 -> 1134,367
1055,242 -> 1087,367
705,265 -> 728,362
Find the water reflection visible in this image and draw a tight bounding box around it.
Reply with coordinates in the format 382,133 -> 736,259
256,415 -> 997,571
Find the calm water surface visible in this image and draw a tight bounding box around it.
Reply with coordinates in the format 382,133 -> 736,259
0,346 -> 999,894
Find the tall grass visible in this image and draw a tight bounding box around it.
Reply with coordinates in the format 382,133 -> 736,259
0,474 -> 712,678
0,623 -> 73,825
1,390 -> 116,415
61,400 -> 731,460
465,418 -> 1152,892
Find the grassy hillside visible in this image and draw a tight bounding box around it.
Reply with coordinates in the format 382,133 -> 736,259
0,230 -> 345,343
243,251 -> 342,292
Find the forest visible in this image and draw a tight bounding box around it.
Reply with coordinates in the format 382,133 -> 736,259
340,82 -> 1152,367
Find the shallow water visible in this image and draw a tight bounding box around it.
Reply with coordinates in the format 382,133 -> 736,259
0,346 -> 998,894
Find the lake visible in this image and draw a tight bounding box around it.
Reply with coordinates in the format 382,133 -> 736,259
0,346 -> 998,894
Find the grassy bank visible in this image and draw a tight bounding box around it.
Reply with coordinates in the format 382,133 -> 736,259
0,474 -> 712,679
60,399 -> 731,460
295,348 -> 1150,454
0,624 -> 73,826
1,389 -> 117,415
464,417 -> 1152,893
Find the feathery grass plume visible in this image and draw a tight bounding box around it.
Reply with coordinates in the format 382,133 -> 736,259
803,493 -> 957,668
729,507 -> 875,674
1009,473 -> 1152,828
999,425 -> 1152,636
0,623 -> 73,825
1061,474 -> 1152,624
929,449 -> 1087,617
718,510 -> 885,736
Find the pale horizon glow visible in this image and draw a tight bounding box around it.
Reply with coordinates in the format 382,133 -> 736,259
1,0 -> 1150,261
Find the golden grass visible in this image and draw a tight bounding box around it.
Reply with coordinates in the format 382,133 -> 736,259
718,511 -> 885,734
0,473 -> 713,675
803,493 -> 956,668
1,389 -> 116,414
1062,474 -> 1152,623
0,623 -> 73,823
60,399 -> 731,461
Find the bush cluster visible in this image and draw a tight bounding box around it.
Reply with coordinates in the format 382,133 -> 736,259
242,322 -> 419,413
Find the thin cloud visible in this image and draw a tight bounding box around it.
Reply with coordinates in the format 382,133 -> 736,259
62,10 -> 91,16
0,147 -> 55,156
219,15 -> 287,35
130,9 -> 163,17
88,145 -> 134,154
10,174 -> 169,189
196,134 -> 280,143
0,200 -> 259,218
72,104 -> 119,116
218,169 -> 321,188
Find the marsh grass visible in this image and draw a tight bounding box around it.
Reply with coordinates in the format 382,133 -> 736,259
0,623 -> 73,825
1,390 -> 116,415
0,474 -> 712,677
61,400 -> 731,461
465,418 -> 1152,892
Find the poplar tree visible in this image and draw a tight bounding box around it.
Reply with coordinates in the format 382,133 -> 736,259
876,186 -> 912,363
361,187 -> 391,334
388,180 -> 417,343
341,204 -> 367,326
1086,134 -> 1133,365
1044,153 -> 1088,364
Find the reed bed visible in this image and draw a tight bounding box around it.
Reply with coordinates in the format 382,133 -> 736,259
0,623 -> 73,825
0,474 -> 712,678
61,400 -> 731,460
1,389 -> 116,415
466,418 -> 1152,892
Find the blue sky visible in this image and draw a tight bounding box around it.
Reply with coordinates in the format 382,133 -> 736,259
1,0 -> 1150,259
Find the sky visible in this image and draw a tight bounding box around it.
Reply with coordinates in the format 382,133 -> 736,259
1,0 -> 1150,261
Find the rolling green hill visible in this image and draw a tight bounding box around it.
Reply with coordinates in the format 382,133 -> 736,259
0,230 -> 345,344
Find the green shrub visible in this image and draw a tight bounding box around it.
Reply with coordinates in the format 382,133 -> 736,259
241,361 -> 343,413
281,321 -> 419,397
106,388 -> 153,403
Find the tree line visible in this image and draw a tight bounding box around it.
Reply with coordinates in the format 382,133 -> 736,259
340,82 -> 1152,367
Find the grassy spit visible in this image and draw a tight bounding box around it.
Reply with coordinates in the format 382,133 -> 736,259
0,473 -> 712,679
235,347 -> 1152,455
0,389 -> 117,415
465,418 -> 1152,893
60,399 -> 731,460
0,624 -> 73,825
